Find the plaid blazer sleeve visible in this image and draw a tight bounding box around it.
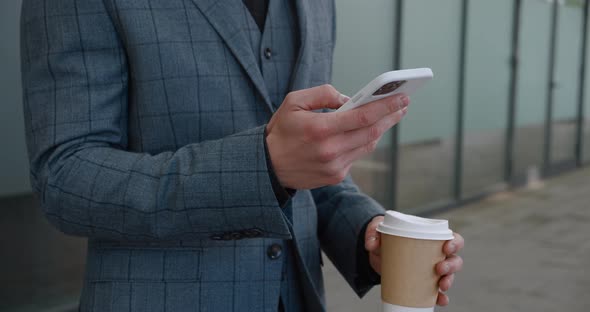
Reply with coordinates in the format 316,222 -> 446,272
312,175 -> 386,297
20,0 -> 291,241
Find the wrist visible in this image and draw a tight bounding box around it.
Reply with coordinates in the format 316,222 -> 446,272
264,127 -> 295,206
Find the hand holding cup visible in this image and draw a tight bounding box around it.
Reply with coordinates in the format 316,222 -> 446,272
364,212 -> 464,311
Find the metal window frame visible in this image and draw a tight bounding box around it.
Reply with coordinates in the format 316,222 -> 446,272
576,0 -> 589,167
388,0 -> 404,211
543,0 -> 559,175
453,0 -> 469,201
505,0 -> 523,183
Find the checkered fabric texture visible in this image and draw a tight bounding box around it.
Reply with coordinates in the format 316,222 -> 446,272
20,0 -> 386,311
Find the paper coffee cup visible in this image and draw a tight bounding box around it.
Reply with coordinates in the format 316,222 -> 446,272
377,211 -> 454,312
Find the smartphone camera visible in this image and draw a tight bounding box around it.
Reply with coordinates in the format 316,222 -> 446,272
372,80 -> 407,96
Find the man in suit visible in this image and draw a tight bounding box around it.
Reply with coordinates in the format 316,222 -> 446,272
21,0 -> 464,311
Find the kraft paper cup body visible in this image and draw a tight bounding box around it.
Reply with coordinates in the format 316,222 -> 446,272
377,211 -> 454,312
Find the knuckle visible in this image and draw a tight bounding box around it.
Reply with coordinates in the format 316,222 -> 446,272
322,162 -> 346,185
317,145 -> 337,163
439,262 -> 448,274
388,97 -> 399,113
327,170 -> 346,185
355,110 -> 371,127
319,84 -> 337,99
368,125 -> 381,141
321,84 -> 336,94
303,121 -> 330,141
312,123 -> 331,141
284,92 -> 295,104
325,164 -> 339,177
456,256 -> 464,268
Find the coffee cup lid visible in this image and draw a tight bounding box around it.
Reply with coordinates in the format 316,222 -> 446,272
377,210 -> 454,240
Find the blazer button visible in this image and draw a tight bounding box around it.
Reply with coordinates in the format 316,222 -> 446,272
264,47 -> 272,59
267,244 -> 282,260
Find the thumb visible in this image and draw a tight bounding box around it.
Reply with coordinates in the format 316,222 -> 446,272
365,216 -> 383,254
294,84 -> 349,111
365,234 -> 380,254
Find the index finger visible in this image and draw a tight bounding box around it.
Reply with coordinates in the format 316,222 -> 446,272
444,232 -> 465,255
329,93 -> 409,133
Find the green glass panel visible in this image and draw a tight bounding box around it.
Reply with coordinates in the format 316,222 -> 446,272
551,4 -> 583,164
332,0 -> 397,207
514,0 -> 552,179
398,0 -> 462,210
462,0 -> 512,197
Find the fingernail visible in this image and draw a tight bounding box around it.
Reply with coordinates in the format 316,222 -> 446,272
367,236 -> 377,242
401,95 -> 410,107
442,263 -> 450,274
340,94 -> 350,104
402,107 -> 408,116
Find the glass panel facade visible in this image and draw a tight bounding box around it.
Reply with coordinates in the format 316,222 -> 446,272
551,3 -> 583,165
461,0 -> 512,197
397,0 -> 462,210
332,0 -> 397,207
514,0 -> 552,180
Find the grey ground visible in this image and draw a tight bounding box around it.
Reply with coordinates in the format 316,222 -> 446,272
323,166 -> 590,312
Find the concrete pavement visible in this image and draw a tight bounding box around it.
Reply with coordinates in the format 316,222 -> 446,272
323,166 -> 590,312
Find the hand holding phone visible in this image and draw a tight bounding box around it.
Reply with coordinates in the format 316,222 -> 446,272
336,68 -> 433,112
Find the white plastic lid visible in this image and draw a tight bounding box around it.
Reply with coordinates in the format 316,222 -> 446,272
377,210 -> 454,240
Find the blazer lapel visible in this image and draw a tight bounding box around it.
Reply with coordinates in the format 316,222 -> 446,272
190,0 -> 273,111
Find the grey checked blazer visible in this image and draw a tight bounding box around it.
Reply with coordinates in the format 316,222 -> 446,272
21,0 -> 386,311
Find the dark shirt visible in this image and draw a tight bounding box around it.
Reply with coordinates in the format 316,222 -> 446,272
243,0 -> 269,32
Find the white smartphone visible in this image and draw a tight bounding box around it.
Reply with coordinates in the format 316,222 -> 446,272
336,68 -> 434,112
